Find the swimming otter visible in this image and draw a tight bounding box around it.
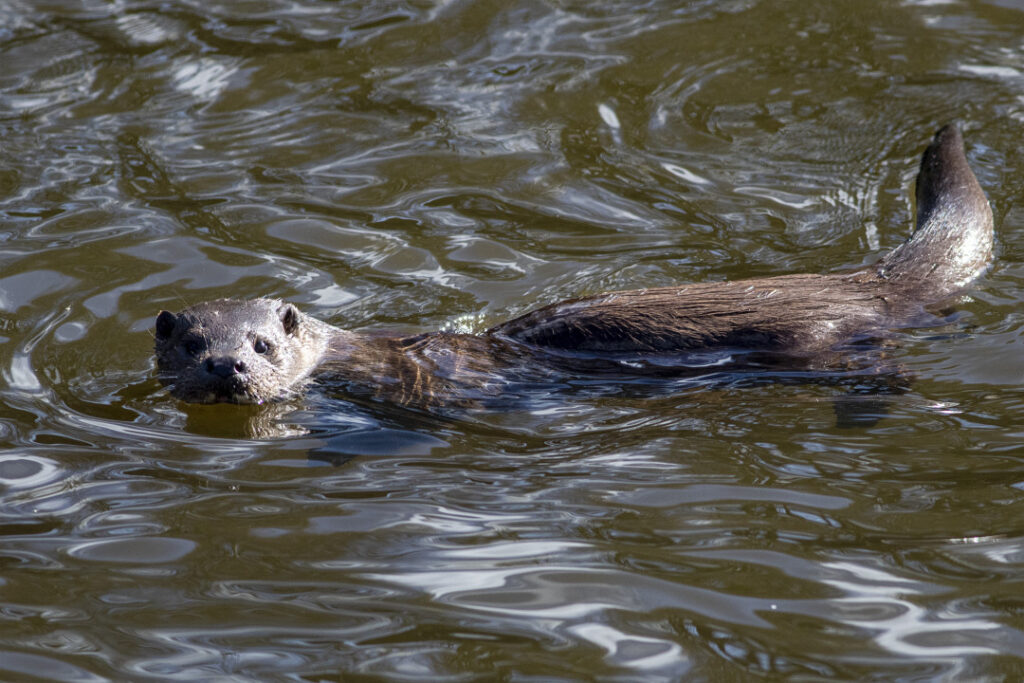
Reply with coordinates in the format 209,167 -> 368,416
155,125 -> 993,407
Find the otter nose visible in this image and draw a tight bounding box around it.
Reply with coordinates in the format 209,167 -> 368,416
206,356 -> 247,378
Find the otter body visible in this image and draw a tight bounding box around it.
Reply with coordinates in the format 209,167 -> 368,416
155,125 -> 994,407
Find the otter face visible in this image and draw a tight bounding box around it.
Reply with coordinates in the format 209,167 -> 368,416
154,298 -> 313,404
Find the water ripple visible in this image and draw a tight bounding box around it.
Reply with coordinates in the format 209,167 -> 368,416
1,0 -> 1023,680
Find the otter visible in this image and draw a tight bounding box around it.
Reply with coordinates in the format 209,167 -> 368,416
155,125 -> 994,408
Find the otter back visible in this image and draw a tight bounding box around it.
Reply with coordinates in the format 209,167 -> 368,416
488,125 -> 992,357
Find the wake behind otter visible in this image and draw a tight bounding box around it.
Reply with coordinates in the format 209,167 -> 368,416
154,125 -> 994,408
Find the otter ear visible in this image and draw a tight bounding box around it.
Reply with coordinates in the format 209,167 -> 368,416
279,304 -> 300,335
155,310 -> 177,340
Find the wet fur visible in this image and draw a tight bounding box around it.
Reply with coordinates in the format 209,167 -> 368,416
155,125 -> 993,407
489,125 -> 992,354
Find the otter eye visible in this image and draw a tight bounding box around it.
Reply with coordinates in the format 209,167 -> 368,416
184,339 -> 203,356
253,338 -> 270,354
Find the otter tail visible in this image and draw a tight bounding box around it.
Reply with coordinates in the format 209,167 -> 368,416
875,124 -> 993,300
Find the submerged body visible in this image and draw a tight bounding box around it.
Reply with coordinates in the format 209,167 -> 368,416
154,125 -> 994,407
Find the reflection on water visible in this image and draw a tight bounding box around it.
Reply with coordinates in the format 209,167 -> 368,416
2,0 -> 1024,679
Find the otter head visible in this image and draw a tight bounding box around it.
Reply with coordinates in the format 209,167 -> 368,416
154,298 -> 325,404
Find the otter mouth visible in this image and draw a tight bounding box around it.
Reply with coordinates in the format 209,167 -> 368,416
160,376 -> 264,405
206,384 -> 264,405
196,371 -> 262,404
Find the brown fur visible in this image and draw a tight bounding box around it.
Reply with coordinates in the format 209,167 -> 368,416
155,125 -> 993,407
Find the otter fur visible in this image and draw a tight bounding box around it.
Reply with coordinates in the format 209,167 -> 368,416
154,125 -> 993,407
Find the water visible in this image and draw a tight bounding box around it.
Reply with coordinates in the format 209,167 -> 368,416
2,0 -> 1024,680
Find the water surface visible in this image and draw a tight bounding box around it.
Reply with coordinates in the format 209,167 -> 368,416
2,0 -> 1024,680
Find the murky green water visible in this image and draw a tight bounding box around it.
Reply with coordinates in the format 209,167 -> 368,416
2,0 -> 1024,680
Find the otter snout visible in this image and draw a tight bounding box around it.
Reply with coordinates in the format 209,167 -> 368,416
206,356 -> 247,379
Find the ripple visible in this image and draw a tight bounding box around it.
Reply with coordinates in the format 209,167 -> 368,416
0,0 -> 1021,680
821,560 -> 1003,658
170,58 -> 240,102
0,271 -> 78,313
68,537 -> 197,564
0,651 -> 107,683
0,454 -> 61,490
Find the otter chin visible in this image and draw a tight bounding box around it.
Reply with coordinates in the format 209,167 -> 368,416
155,125 -> 993,408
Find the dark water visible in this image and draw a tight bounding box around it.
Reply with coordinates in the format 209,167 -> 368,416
2,0 -> 1024,680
